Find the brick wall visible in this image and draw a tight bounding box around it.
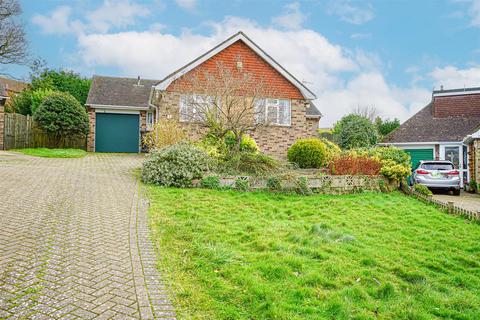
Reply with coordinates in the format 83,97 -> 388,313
433,94 -> 480,118
157,91 -> 319,158
167,40 -> 304,100
0,105 -> 4,150
475,140 -> 480,185
87,107 -> 95,152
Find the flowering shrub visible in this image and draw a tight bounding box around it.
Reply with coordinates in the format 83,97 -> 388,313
330,155 -> 382,176
142,143 -> 212,187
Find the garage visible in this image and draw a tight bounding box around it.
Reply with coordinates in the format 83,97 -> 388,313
404,148 -> 434,168
95,113 -> 140,153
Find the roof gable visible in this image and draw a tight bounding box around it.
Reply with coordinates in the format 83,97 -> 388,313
154,32 -> 316,100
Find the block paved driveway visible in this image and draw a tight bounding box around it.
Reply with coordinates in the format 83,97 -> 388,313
0,152 -> 175,320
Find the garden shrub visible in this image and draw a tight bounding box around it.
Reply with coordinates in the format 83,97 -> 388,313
330,155 -> 382,176
142,143 -> 211,187
31,88 -> 55,114
143,119 -> 187,151
333,114 -> 378,149
355,147 -> 411,182
267,176 -> 282,191
287,138 -> 328,168
220,151 -> 278,176
34,92 -> 89,146
321,138 -> 341,165
201,176 -> 221,189
240,135 -> 258,153
414,184 -> 432,196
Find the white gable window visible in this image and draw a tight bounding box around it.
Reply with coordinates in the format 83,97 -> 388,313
147,111 -> 154,129
255,98 -> 291,126
179,94 -> 214,122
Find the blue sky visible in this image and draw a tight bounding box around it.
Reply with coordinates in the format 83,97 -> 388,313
5,0 -> 480,125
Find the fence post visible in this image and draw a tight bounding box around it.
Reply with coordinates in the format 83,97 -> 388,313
0,104 -> 4,150
447,201 -> 454,214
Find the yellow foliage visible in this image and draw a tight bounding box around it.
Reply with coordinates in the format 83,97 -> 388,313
142,119 -> 187,150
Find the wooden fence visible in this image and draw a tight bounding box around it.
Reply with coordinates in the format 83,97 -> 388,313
2,113 -> 86,150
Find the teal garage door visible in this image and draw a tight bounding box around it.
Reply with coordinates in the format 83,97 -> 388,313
95,113 -> 139,152
404,149 -> 434,169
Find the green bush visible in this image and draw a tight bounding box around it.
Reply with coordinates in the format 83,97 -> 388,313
201,176 -> 221,189
321,138 -> 341,165
267,176 -> 282,191
414,184 -> 432,196
220,152 -> 278,176
287,138 -> 328,168
34,92 -> 89,146
240,135 -> 258,153
142,143 -> 212,187
31,88 -> 55,114
333,114 -> 378,149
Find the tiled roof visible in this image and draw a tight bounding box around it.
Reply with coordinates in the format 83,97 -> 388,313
86,75 -> 159,108
0,77 -> 28,97
383,103 -> 480,143
306,101 -> 322,117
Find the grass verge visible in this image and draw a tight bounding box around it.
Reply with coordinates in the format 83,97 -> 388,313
13,148 -> 87,158
146,188 -> 480,319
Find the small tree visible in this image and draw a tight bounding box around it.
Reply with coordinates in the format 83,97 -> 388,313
333,114 -> 378,149
171,59 -> 276,151
34,92 -> 89,147
375,117 -> 400,137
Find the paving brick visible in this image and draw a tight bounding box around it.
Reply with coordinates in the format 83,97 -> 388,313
0,152 -> 176,319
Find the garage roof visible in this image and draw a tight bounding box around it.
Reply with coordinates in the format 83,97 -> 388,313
86,75 -> 159,109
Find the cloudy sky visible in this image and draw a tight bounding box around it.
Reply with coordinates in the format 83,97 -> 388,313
5,0 -> 480,125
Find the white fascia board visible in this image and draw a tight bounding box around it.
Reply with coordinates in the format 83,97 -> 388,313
306,115 -> 321,119
86,104 -> 149,111
433,90 -> 480,97
380,141 -> 462,145
95,109 -> 140,115
154,32 -> 316,100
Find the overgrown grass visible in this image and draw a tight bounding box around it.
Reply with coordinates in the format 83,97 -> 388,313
146,189 -> 480,319
13,148 -> 87,158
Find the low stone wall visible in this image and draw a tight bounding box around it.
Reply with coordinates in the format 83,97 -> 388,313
205,174 -> 393,194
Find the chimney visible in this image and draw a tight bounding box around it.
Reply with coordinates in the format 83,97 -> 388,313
137,76 -> 141,85
440,85 -> 444,91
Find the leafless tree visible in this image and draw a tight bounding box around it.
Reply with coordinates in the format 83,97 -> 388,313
174,58 -> 277,149
352,104 -> 379,122
0,0 -> 27,65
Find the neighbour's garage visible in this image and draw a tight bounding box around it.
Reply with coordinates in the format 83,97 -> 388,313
95,113 -> 139,152
404,148 -> 434,168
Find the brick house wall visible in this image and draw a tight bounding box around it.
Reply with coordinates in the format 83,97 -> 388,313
0,105 -> 4,150
155,91 -> 318,158
155,39 -> 319,158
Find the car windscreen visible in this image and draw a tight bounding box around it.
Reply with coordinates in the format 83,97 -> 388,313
421,163 -> 454,170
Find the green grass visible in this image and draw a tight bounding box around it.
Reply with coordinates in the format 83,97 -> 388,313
13,148 -> 87,158
146,188 -> 480,319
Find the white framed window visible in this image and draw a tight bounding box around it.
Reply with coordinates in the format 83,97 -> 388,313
179,94 -> 214,122
147,111 -> 154,129
255,98 -> 291,126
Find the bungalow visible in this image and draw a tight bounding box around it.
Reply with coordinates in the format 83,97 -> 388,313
0,77 -> 28,106
85,31 -> 321,157
382,87 -> 480,188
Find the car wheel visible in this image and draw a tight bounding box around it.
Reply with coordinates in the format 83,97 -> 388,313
453,189 -> 461,196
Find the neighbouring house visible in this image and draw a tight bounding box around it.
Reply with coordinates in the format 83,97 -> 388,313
382,86 -> 480,188
85,31 -> 321,156
0,77 -> 28,106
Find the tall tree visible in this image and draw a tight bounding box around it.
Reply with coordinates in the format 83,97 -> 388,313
0,0 -> 27,65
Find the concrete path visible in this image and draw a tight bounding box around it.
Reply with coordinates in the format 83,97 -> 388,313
0,152 -> 175,319
432,191 -> 480,212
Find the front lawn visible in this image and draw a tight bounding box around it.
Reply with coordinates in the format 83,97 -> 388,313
13,148 -> 87,158
147,189 -> 480,319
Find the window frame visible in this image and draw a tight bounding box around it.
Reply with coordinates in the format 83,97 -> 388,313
179,94 -> 214,123
146,111 -> 154,129
255,98 -> 292,126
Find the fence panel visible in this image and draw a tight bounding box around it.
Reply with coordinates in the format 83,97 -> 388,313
2,113 -> 86,150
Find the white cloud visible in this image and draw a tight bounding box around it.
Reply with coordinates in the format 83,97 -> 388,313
175,0 -> 197,11
32,6 -> 79,35
466,0 -> 480,26
327,0 -> 374,25
272,2 -> 306,30
429,65 -> 480,89
32,0 -> 150,35
350,33 -> 371,40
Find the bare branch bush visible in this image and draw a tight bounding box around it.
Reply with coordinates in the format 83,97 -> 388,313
173,58 -> 277,149
0,0 -> 27,65
351,104 -> 380,122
